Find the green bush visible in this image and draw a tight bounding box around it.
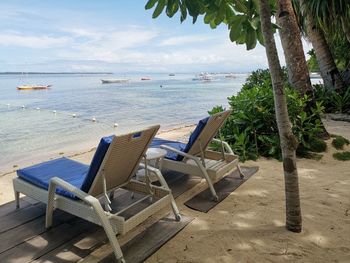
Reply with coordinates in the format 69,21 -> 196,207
210,68 -> 326,161
333,151 -> 350,161
332,136 -> 350,150
314,84 -> 350,113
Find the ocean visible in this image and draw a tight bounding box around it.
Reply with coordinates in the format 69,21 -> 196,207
0,73 -> 247,172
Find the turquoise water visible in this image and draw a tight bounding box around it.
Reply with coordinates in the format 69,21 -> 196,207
0,73 -> 246,172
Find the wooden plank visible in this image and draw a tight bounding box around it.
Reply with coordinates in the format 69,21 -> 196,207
0,210 -> 74,254
98,215 -> 194,263
31,226 -> 104,263
0,197 -> 38,218
0,203 -> 46,234
0,219 -> 94,263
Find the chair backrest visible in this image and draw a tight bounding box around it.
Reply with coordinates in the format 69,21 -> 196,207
88,125 -> 160,197
185,110 -> 231,158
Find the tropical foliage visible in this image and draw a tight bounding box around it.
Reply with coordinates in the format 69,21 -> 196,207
210,69 -> 326,161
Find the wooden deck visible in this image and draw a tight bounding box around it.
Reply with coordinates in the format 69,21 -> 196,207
0,172 -> 200,263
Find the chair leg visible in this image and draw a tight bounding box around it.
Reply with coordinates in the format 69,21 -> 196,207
196,161 -> 219,201
46,182 -> 56,228
154,169 -> 181,221
14,191 -> 20,209
91,200 -> 125,262
237,164 -> 245,179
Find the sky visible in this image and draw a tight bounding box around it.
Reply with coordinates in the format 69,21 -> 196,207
0,0 -> 312,73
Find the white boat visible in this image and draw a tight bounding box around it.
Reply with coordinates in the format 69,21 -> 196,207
17,85 -> 51,90
192,73 -> 213,81
101,78 -> 129,84
225,73 -> 236,79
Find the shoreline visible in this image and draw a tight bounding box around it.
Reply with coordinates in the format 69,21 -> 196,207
0,123 -> 196,177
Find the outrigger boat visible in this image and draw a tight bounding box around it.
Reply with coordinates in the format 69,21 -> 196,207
17,85 -> 51,90
101,78 -> 129,84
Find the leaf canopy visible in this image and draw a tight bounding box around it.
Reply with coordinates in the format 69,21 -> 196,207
145,0 -> 277,50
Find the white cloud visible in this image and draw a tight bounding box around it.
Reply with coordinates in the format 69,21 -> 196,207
159,35 -> 214,46
0,31 -> 71,48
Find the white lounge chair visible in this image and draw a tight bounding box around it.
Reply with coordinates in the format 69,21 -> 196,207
13,125 -> 181,263
150,110 -> 244,201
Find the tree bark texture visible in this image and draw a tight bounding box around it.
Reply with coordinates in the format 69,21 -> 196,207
299,0 -> 345,91
276,0 -> 313,97
259,0 -> 302,233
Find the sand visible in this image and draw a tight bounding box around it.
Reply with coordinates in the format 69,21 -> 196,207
1,120 -> 349,262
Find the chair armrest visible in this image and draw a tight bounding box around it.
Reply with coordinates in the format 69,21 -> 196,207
211,138 -> 234,154
48,177 -> 97,204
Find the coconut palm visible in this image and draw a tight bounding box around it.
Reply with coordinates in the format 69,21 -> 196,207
302,0 -> 350,43
146,0 -> 303,232
295,0 -> 346,91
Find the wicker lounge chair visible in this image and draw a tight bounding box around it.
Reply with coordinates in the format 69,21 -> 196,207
150,110 -> 244,201
13,125 -> 181,263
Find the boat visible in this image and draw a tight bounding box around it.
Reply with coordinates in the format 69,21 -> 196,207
17,85 -> 51,90
192,73 -> 213,81
225,73 -> 236,79
141,77 -> 151,81
169,73 -> 175,76
101,78 -> 129,84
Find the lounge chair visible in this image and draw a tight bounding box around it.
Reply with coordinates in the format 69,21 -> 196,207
13,125 -> 181,263
150,110 -> 244,201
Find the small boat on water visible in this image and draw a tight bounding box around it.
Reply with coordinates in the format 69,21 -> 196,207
101,78 -> 129,84
225,73 -> 236,79
169,73 -> 175,76
17,85 -> 51,90
141,77 -> 151,81
192,73 -> 213,82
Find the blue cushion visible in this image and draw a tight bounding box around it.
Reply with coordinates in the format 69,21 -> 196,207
150,116 -> 209,161
182,117 -> 209,157
150,138 -> 186,161
80,135 -> 114,193
17,135 -> 115,199
17,157 -> 89,199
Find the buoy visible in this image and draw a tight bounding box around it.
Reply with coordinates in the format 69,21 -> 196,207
72,114 -> 76,118
21,105 -> 25,109
92,117 -> 96,122
53,110 -> 57,114
114,123 -> 118,128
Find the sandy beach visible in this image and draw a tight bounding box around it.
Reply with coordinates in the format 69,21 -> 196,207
0,119 -> 349,262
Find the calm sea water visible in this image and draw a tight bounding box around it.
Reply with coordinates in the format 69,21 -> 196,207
0,73 -> 246,172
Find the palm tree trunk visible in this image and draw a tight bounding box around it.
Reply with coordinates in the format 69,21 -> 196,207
341,17 -> 350,44
276,0 -> 313,97
259,0 -> 302,232
299,0 -> 345,91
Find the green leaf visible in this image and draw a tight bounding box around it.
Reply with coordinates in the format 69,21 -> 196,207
180,2 -> 187,22
145,0 -> 158,10
245,25 -> 257,50
229,22 -> 242,42
152,0 -> 166,18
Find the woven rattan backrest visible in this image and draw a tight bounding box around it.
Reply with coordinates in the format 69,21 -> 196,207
88,125 -> 160,197
187,110 -> 231,157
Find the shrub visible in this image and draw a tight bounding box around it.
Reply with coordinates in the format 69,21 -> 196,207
333,151 -> 350,161
332,136 -> 350,150
314,84 -> 350,113
210,68 -> 326,161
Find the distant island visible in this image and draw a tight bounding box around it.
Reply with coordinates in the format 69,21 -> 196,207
0,72 -> 113,75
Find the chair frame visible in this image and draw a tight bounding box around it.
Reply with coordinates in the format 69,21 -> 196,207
13,126 -> 181,263
159,111 -> 244,201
